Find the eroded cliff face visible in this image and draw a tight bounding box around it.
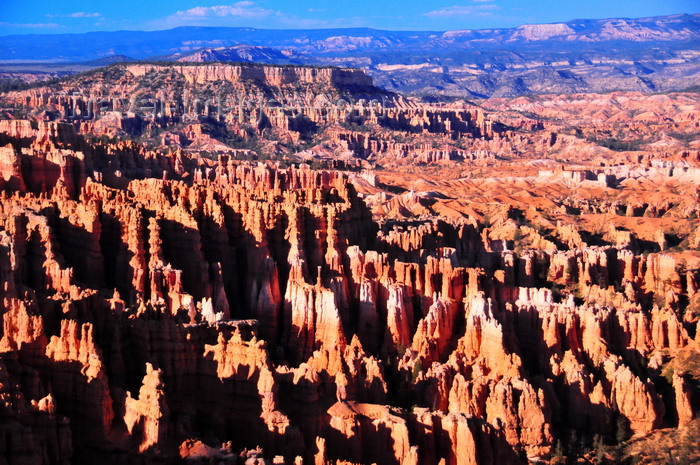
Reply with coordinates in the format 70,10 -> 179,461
0,62 -> 494,164
125,64 -> 375,88
0,78 -> 698,464
0,124 -> 695,465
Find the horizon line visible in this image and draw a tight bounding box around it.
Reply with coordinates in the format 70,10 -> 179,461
1,11 -> 698,39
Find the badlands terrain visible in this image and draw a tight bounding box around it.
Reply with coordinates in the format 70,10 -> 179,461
0,62 -> 698,464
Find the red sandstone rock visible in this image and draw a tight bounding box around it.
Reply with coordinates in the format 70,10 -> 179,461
604,360 -> 664,435
672,372 -> 694,427
0,357 -> 72,465
124,363 -> 169,452
44,320 -> 114,442
0,77 -> 697,464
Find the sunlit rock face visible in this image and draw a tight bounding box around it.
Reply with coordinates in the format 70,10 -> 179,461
0,62 -> 698,464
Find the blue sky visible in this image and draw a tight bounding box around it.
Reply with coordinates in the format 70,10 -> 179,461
1,0 -> 697,34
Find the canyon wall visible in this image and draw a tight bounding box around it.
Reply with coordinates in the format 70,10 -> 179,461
0,121 -> 697,464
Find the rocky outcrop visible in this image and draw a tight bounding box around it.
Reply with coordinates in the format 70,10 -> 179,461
0,357 -> 72,465
126,63 -> 375,88
124,363 -> 169,452
0,74 -> 697,465
672,372 -> 694,428
607,360 -> 665,435
44,320 -> 114,444
0,144 -> 26,191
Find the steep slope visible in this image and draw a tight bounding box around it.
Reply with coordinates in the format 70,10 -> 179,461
0,61 -> 698,464
0,105 -> 697,465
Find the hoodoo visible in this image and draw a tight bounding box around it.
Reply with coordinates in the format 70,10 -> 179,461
0,59 -> 698,465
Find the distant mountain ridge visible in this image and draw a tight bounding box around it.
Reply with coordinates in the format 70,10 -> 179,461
0,13 -> 698,98
1,14 -> 697,62
169,45 -> 303,65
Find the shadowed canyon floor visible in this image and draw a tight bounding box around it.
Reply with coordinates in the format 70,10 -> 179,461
0,63 -> 698,464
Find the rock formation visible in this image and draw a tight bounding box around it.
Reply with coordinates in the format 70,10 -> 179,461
0,62 -> 697,465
